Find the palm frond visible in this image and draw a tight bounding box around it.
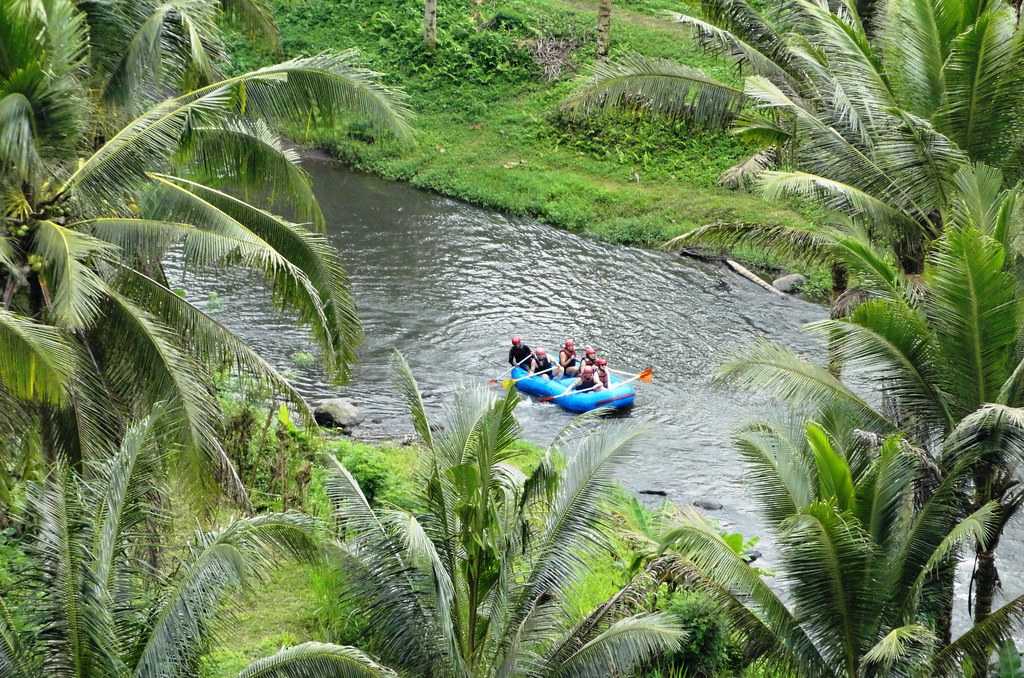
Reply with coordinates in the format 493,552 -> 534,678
562,54 -> 743,128
323,455 -> 444,672
65,52 -> 412,205
391,350 -> 433,448
903,501 -> 999,608
0,308 -> 75,404
805,300 -> 954,431
236,642 -> 397,678
33,220 -> 116,330
861,623 -> 937,674
501,424 -> 647,654
670,12 -> 796,87
23,465 -> 122,678
935,6 -> 1024,167
666,221 -> 834,267
108,263 -> 314,423
925,226 -> 1017,414
716,339 -> 891,429
554,613 -> 683,678
146,174 -> 360,381
717,148 -> 780,189
732,421 -> 816,526
220,0 -> 279,50
931,595 -> 1024,676
829,232 -> 906,299
87,410 -> 165,596
103,1 -> 224,109
0,93 -> 43,181
99,291 -> 248,507
880,0 -> 951,117
758,171 -> 916,232
693,0 -> 795,69
133,512 -> 320,678
179,118 -> 325,230
660,511 -> 829,673
777,502 -> 874,670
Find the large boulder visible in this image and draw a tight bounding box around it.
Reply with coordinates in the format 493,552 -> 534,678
314,398 -> 364,429
772,273 -> 807,293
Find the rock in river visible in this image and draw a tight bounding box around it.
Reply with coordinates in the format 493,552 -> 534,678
693,499 -> 724,511
314,398 -> 364,429
772,273 -> 807,293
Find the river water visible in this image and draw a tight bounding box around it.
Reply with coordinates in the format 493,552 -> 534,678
168,157 -> 1021,634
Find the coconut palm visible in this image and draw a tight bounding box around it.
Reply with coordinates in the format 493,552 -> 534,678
661,417 -> 1024,676
596,0 -> 613,59
0,0 -> 411,500
563,0 -> 1024,277
0,412 -> 398,678
714,218 -> 1024,640
318,353 -> 683,676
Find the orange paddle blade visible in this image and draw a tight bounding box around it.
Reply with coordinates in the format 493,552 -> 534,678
637,367 -> 654,383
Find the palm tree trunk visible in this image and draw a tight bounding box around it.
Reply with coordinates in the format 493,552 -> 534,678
596,0 -> 612,59
423,0 -> 437,50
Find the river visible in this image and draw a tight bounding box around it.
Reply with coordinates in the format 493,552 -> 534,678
168,156 -> 1021,634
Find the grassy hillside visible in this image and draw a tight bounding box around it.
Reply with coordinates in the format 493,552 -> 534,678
227,0 -> 821,275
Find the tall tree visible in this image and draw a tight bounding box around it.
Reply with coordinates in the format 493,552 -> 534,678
596,0 -> 613,59
319,353 -> 683,676
713,214 -> 1024,651
563,0 -> 1024,277
0,0 -> 411,502
424,0 -> 437,50
661,418 -> 1024,676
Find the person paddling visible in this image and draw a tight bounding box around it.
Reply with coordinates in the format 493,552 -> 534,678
595,357 -> 611,389
508,335 -> 532,369
579,346 -> 598,371
572,364 -> 604,392
530,347 -> 557,379
559,339 -> 579,377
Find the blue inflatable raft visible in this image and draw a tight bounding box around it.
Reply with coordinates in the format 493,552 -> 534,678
510,367 -> 636,413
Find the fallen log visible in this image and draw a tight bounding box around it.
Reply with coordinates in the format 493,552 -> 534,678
726,259 -> 785,296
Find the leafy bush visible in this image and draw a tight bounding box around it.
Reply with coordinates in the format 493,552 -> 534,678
644,588 -> 741,677
332,439 -> 416,508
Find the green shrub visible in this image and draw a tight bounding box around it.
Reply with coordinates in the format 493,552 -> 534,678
647,589 -> 740,677
332,439 -> 417,508
290,350 -> 316,368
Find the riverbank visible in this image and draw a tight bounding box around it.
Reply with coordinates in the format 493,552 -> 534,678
226,0 -> 830,296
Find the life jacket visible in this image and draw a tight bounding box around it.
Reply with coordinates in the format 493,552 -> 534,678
559,349 -> 577,369
580,355 -> 597,370
597,367 -> 610,388
533,356 -> 554,377
575,375 -> 597,391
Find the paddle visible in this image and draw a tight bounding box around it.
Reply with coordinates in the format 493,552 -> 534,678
540,367 -> 653,402
501,366 -> 554,389
488,352 -> 534,384
607,366 -> 654,383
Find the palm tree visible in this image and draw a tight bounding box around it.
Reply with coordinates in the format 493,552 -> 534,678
562,0 -> 1024,278
318,353 -> 683,676
424,0 -> 438,50
596,0 -> 613,59
0,412 -> 397,678
714,219 -> 1024,642
0,0 -> 411,502
660,417 -> 1024,676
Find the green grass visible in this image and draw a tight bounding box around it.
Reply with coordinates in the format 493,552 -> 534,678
226,0 -> 823,281
200,565 -> 322,677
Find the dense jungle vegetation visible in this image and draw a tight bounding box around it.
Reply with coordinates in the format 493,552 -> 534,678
4,0 -> 1024,676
